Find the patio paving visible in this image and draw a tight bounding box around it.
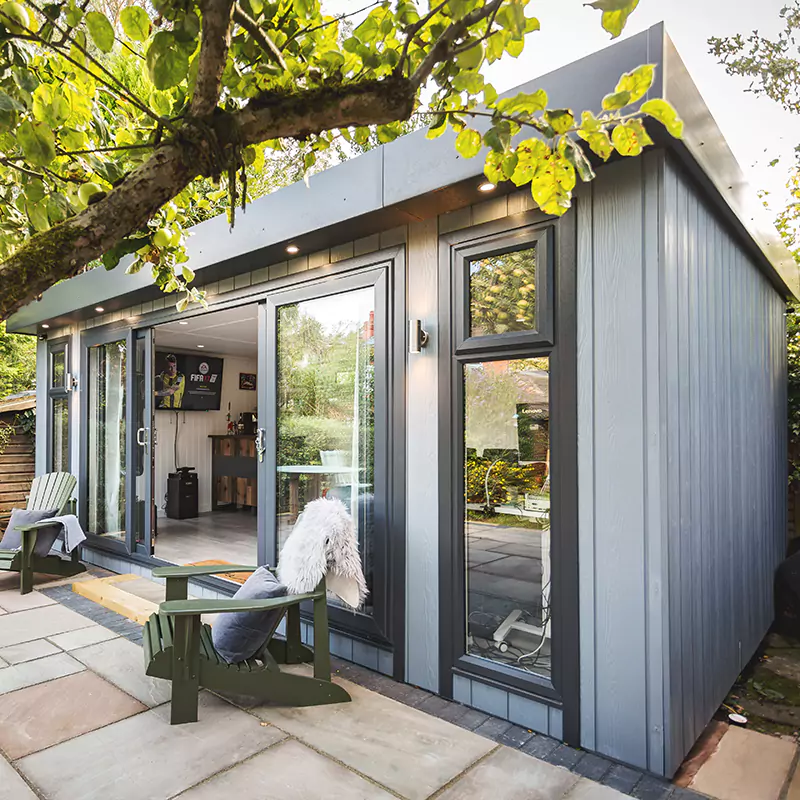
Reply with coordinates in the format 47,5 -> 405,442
0,577 -> 681,799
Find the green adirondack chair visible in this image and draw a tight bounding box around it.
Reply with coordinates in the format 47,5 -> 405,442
143,564 -> 351,724
0,472 -> 86,594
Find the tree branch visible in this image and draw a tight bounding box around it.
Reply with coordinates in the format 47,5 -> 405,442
191,0 -> 236,117
409,0 -> 505,90
233,5 -> 287,70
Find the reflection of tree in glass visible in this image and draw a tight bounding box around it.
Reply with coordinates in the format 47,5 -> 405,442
470,246 -> 536,337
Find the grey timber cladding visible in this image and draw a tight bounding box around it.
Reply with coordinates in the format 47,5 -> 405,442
661,156 -> 787,775
577,151 -> 788,778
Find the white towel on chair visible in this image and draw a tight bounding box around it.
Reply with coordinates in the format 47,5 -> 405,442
35,514 -> 86,554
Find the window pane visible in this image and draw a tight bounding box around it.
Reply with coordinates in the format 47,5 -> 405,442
51,350 -> 65,388
469,245 -> 537,337
464,357 -> 551,678
87,340 -> 126,540
276,289 -> 375,616
52,396 -> 69,472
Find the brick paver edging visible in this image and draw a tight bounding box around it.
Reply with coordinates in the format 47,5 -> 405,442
40,585 -> 705,800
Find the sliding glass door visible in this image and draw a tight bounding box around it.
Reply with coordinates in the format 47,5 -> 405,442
261,265 -> 399,644
80,325 -> 155,555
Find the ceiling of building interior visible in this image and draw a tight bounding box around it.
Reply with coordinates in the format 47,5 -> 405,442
155,304 -> 259,359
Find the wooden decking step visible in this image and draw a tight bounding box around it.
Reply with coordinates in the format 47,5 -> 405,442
72,574 -> 158,625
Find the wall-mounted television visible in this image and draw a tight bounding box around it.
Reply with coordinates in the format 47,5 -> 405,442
154,351 -> 224,411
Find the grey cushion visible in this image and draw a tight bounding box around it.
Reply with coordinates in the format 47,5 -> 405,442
0,508 -> 61,556
212,567 -> 288,664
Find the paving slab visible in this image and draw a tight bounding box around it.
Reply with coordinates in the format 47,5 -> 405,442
0,652 -> 84,695
0,755 -> 37,799
0,589 -> 56,614
786,759 -> 800,800
567,780 -> 630,799
253,677 -> 495,800
690,726 -> 796,800
179,737 -> 396,799
47,624 -> 118,651
18,692 -> 285,800
0,639 -> 61,664
0,670 -> 146,759
436,746 -> 578,800
69,636 -> 170,707
0,604 -> 94,647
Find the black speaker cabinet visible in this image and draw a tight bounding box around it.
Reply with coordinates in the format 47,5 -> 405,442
167,471 -> 198,520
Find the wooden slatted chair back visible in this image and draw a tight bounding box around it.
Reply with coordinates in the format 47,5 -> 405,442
27,473 -> 76,516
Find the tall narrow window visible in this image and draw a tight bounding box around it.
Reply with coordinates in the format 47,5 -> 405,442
87,339 -> 127,540
463,357 -> 552,678
275,288 -> 376,616
47,340 -> 70,473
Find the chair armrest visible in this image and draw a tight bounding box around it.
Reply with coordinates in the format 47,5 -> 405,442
159,591 -> 322,616
152,565 -> 261,579
15,522 -> 56,532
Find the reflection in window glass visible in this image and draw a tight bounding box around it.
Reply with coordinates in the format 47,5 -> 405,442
276,288 -> 375,616
51,350 -> 65,388
87,340 -> 126,540
464,357 -> 551,678
52,397 -> 69,472
469,245 -> 537,337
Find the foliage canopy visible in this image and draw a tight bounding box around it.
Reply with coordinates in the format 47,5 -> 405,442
0,0 -> 681,320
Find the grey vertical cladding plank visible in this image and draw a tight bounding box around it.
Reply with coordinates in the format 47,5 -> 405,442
36,337 -> 48,476
662,159 -> 682,774
575,182 -> 597,754
589,158 -> 648,768
405,217 -> 440,692
642,151 -> 666,777
661,159 -> 788,776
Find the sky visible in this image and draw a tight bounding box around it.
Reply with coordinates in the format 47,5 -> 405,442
326,0 -> 800,216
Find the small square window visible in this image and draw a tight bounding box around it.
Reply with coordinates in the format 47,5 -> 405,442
469,245 -> 537,337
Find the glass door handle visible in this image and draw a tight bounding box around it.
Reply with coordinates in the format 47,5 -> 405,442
255,428 -> 266,462
136,427 -> 149,448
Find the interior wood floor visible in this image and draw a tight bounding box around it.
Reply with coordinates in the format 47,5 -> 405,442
154,510 -> 257,566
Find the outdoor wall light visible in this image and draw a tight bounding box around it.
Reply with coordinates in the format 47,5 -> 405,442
478,181 -> 496,192
286,244 -> 300,254
408,319 -> 430,353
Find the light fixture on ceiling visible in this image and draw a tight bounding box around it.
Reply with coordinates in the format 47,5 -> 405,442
286,244 -> 300,255
197,344 -> 205,348
94,306 -> 105,313
41,324 -> 50,329
478,181 -> 496,193
179,321 -> 189,325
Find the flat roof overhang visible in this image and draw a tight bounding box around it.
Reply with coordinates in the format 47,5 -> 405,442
7,23 -> 796,335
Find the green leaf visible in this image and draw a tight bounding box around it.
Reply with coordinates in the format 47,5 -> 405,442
602,90 -> 631,111
26,199 -> 50,232
530,153 -> 575,216
86,11 -> 115,53
455,128 -> 481,159
182,266 -> 195,282
17,120 -> 55,166
544,109 -> 574,134
577,127 -> 613,160
615,64 -> 655,103
120,6 -> 151,41
426,115 -> 447,140
586,0 -> 640,39
640,98 -> 684,138
32,84 -> 71,128
0,91 -> 23,112
175,294 -> 190,313
611,119 -> 654,156
561,139 -> 596,182
146,32 -> 190,90
104,234 -> 151,271
496,89 -> 548,116
511,138 -> 551,186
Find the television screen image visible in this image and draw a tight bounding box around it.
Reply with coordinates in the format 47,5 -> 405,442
154,351 -> 224,411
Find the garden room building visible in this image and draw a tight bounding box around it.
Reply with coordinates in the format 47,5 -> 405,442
6,24 -> 796,779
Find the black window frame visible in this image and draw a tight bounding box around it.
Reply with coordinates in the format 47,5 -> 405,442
46,336 -> 71,473
438,208 -> 579,744
262,257 -> 407,662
